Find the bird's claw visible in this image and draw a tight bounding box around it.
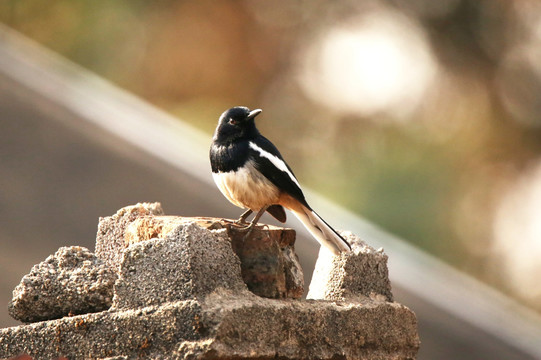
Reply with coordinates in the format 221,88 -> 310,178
234,218 -> 249,226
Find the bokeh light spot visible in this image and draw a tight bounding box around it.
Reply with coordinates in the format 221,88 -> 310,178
298,9 -> 437,120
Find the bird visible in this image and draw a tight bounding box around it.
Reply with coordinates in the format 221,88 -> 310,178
209,106 -> 351,255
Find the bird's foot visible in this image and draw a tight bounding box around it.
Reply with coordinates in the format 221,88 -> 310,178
218,216 -> 249,228
234,209 -> 253,226
241,222 -> 257,241
233,219 -> 249,226
228,220 -> 257,241
231,221 -> 256,232
229,207 -> 267,240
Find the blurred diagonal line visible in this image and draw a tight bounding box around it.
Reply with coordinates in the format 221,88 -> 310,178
1,23 -> 541,358
0,23 -> 213,188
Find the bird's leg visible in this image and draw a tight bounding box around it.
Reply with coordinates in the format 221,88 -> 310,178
235,208 -> 253,225
242,205 -> 269,239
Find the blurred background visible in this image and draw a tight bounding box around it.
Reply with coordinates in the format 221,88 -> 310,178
1,0 -> 541,358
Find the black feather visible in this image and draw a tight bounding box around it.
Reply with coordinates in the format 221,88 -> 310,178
210,141 -> 249,173
267,204 -> 287,222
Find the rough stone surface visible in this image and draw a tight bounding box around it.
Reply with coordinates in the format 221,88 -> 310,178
307,231 -> 393,302
1,204 -> 419,359
198,293 -> 418,360
227,221 -> 304,299
112,223 -> 250,309
0,296 -> 419,360
121,215 -> 304,299
0,300 -> 204,360
8,246 -> 115,323
95,202 -> 164,270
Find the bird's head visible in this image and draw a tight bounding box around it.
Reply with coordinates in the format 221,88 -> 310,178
213,106 -> 262,144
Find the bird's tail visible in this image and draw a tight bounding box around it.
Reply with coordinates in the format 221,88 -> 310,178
291,205 -> 351,255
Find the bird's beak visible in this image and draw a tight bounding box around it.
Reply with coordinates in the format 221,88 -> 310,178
247,109 -> 262,119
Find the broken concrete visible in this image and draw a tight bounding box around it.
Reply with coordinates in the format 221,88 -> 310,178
95,202 -> 164,270
226,219 -> 303,299
8,246 -> 115,323
307,231 -> 393,302
0,203 -> 419,359
0,295 -> 418,360
100,209 -> 304,300
112,223 -> 249,309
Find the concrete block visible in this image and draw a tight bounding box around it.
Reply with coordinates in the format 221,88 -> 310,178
0,300 -> 204,359
307,231 -> 393,302
8,246 -> 115,323
119,215 -> 304,300
94,202 -> 164,270
0,204 -> 419,359
112,223 -> 249,309
227,221 -> 304,299
0,296 -> 419,360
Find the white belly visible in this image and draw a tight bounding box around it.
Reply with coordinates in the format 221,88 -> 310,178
212,160 -> 280,211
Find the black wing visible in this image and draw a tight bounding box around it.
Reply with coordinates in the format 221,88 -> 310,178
249,135 -> 311,209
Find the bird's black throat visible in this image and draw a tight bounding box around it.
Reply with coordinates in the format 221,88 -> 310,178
210,140 -> 251,173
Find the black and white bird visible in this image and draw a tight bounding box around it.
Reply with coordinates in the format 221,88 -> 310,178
209,106 -> 351,255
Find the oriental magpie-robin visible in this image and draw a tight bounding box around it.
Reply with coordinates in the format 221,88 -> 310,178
210,106 -> 351,254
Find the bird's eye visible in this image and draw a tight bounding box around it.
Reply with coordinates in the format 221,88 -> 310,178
228,118 -> 237,125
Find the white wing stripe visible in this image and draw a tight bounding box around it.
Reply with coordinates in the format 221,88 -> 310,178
249,141 -> 301,189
